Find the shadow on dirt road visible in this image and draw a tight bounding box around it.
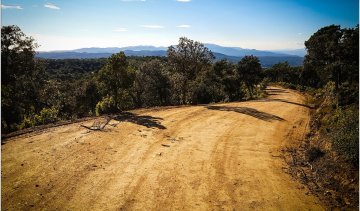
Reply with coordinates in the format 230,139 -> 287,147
206,105 -> 285,122
114,112 -> 166,129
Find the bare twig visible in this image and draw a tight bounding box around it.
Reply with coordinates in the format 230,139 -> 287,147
100,116 -> 112,129
80,124 -> 101,131
80,116 -> 112,131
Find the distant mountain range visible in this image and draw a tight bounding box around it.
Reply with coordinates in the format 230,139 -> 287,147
271,48 -> 307,57
36,44 -> 306,67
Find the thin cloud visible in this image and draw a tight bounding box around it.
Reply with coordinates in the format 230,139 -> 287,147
176,0 -> 191,2
44,3 -> 60,10
297,32 -> 302,35
177,25 -> 190,28
1,4 -> 23,9
114,28 -> 128,32
140,25 -> 164,29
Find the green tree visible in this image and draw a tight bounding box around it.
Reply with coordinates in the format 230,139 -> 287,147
304,25 -> 359,89
96,52 -> 135,112
167,37 -> 214,104
237,55 -> 262,98
212,60 -> 242,101
1,25 -> 45,132
133,59 -> 171,107
264,62 -> 302,85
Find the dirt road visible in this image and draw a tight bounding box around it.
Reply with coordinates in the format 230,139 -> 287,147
2,87 -> 324,210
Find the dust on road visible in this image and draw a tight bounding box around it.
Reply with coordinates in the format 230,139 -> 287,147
1,87 -> 324,210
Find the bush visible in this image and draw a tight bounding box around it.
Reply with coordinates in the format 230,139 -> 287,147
35,107 -> 59,124
259,78 -> 270,90
338,82 -> 359,106
305,147 -> 325,162
190,80 -> 226,104
18,115 -> 35,130
329,107 -> 359,165
18,107 -> 59,130
248,86 -> 266,99
95,96 -> 116,116
114,90 -> 134,111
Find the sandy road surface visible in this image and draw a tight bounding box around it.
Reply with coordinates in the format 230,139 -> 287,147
2,87 -> 324,210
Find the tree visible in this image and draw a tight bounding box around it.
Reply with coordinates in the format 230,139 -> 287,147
1,25 -> 45,132
133,59 -> 171,107
237,55 -> 262,98
167,37 -> 214,104
96,52 -> 135,113
264,62 -> 303,85
212,60 -> 242,101
304,25 -> 359,88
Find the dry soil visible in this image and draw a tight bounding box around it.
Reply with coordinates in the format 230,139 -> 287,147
1,87 -> 325,210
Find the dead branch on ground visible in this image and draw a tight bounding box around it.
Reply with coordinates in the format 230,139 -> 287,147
80,115 -> 112,131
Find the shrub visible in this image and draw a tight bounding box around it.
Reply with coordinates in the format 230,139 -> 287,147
114,90 -> 134,111
18,115 -> 35,130
329,107 -> 359,165
95,96 -> 116,116
259,78 -> 270,90
190,80 -> 226,104
305,147 -> 325,162
18,107 -> 59,130
35,107 -> 59,125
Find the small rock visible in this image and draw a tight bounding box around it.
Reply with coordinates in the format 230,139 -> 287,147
35,184 -> 39,187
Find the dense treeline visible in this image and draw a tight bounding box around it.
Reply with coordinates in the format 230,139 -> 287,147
43,58 -> 107,80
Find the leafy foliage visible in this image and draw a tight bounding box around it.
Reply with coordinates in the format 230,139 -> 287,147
1,25 -> 45,132
329,107 -> 359,165
96,52 -> 135,111
95,96 -> 116,116
133,59 -> 171,107
304,25 -> 359,89
167,37 -> 215,104
237,55 -> 262,98
18,107 -> 59,129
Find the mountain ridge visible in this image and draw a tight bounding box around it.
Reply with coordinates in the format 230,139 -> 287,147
39,43 -> 306,57
36,44 -> 305,67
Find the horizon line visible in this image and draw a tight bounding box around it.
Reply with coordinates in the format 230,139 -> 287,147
36,43 -> 306,52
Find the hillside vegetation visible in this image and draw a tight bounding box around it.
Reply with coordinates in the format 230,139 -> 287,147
263,25 -> 359,209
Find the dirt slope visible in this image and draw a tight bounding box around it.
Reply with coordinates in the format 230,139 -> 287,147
1,87 -> 325,210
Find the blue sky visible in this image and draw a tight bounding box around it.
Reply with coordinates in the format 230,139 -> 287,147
1,0 -> 358,51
